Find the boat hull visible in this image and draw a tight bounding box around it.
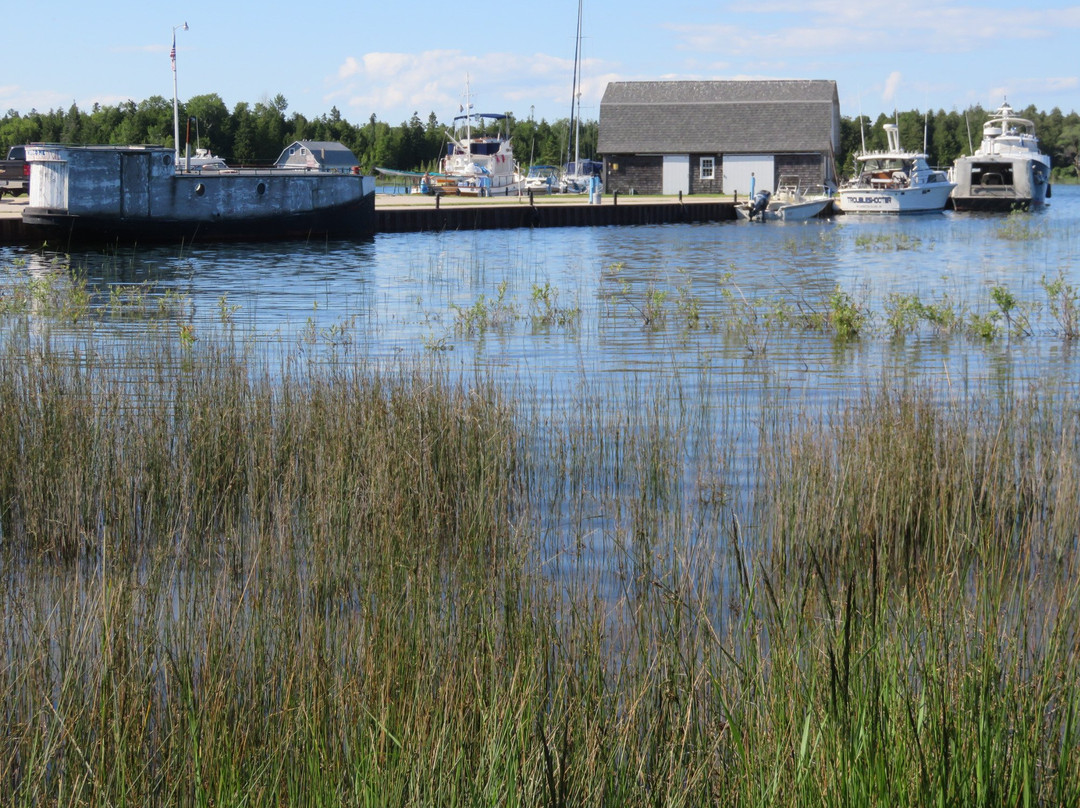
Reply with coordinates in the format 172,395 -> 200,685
23,195 -> 375,243
950,195 -> 1043,212
23,144 -> 376,243
778,198 -> 833,221
950,156 -> 1050,212
834,183 -> 954,214
735,197 -> 833,221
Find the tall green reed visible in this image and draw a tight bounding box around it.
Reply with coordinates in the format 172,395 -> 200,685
1,324 -> 1078,806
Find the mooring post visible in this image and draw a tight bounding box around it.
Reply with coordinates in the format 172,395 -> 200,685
678,191 -> 683,203
613,190 -> 618,206
529,190 -> 534,207
435,194 -> 440,210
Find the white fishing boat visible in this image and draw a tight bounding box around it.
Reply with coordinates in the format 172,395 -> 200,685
835,123 -> 955,214
949,101 -> 1051,211
434,79 -> 525,196
736,175 -> 833,221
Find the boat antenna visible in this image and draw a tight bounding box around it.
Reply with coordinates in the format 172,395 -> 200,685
464,74 -> 472,145
923,110 -> 928,154
964,110 -> 973,153
858,94 -> 865,153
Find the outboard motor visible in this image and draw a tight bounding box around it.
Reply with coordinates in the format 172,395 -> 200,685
748,190 -> 771,221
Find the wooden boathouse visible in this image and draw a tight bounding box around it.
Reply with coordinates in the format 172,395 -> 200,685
597,80 -> 841,198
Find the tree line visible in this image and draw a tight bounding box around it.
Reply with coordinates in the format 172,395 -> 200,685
0,94 -> 598,176
3,95 -> 1079,180
840,105 -> 1080,181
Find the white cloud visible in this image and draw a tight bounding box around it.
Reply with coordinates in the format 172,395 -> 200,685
989,76 -> 1080,105
665,1 -> 1075,61
0,85 -> 75,114
882,71 -> 903,105
327,49 -> 614,122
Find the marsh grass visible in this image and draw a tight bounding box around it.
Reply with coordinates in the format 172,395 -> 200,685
1,326 -> 1079,805
996,210 -> 1048,241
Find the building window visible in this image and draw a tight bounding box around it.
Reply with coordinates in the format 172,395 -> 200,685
700,157 -> 715,180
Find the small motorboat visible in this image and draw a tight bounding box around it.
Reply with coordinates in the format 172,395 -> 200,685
735,177 -> 833,222
525,165 -> 563,193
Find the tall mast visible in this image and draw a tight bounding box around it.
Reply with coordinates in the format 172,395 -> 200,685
465,74 -> 472,144
567,0 -> 582,168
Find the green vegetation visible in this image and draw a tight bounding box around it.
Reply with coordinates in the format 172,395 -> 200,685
1,317 -> 1079,805
529,282 -> 582,329
837,104 -> 1080,180
4,96 -> 1080,179
1041,270 -> 1080,339
0,94 -> 599,174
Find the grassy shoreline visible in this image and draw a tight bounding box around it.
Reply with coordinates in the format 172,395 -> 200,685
1,329 -> 1078,806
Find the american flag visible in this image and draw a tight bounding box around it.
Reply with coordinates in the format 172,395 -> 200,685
170,34 -> 176,71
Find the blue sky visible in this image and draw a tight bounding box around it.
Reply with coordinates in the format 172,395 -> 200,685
4,0 -> 1080,126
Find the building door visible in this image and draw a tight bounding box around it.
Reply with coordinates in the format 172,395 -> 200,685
723,155 -> 775,197
35,159 -> 69,210
662,155 -> 690,195
120,152 -> 152,219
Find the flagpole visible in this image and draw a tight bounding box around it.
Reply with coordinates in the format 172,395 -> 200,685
172,21 -> 189,168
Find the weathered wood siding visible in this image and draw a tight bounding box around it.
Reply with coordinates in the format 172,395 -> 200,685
604,155 -> 662,195
688,154 -> 724,195
774,154 -> 829,190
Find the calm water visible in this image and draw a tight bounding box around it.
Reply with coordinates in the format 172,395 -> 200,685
5,189 -> 1079,402
4,190 -> 1080,588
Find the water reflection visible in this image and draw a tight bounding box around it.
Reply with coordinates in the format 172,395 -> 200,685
3,188 -> 1080,402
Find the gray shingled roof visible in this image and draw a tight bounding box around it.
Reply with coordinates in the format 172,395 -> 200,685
276,140 -> 359,169
598,80 -> 839,154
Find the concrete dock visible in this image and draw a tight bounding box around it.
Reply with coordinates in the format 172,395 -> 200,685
1,192 -> 737,246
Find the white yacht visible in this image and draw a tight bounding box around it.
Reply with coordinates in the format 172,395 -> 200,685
950,102 -> 1051,211
434,79 -> 525,196
835,123 -> 955,214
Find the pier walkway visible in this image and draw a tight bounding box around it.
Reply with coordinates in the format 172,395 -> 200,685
1,192 -> 737,245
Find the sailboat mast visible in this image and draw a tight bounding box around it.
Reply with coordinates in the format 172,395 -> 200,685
567,0 -> 582,168
465,74 -> 472,144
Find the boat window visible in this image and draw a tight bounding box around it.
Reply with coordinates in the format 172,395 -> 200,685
194,183 -> 205,196
256,182 -> 266,195
470,142 -> 501,157
700,157 -> 715,180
